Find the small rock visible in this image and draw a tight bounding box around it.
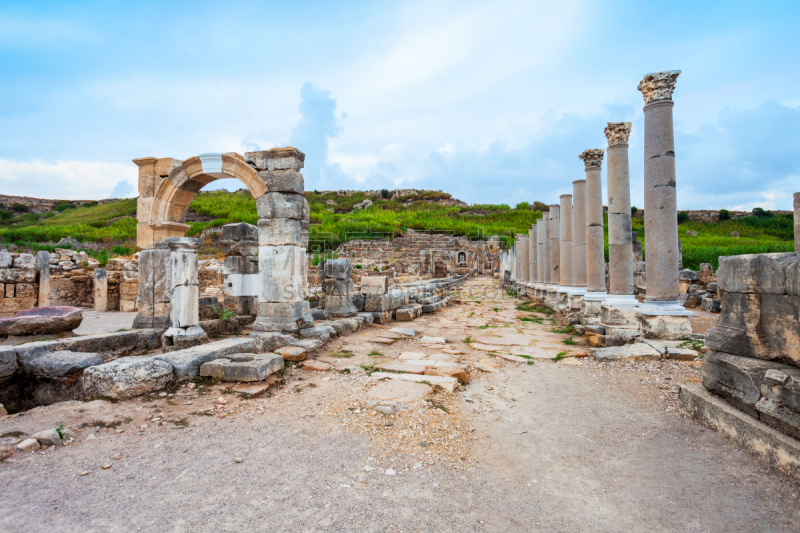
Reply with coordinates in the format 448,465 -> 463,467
32,428 -> 62,447
78,471 -> 90,476
0,445 -> 14,462
302,360 -> 332,372
17,438 -> 40,452
159,392 -> 168,397
102,464 -> 112,470
112,454 -> 122,460
385,468 -> 397,475
0,404 -> 6,416
86,434 -> 97,440
235,458 -> 243,463
187,383 -> 196,390
364,465 -> 376,471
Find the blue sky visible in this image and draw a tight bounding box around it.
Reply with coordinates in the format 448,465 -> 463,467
1,0 -> 799,210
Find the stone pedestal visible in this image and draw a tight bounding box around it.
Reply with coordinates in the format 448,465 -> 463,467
94,268 -> 108,312
321,258 -> 358,318
635,70 -> 692,331
35,251 -> 50,308
605,122 -> 638,311
221,223 -> 259,316
133,248 -> 172,329
163,238 -> 207,350
580,149 -> 607,313
250,148 -> 314,333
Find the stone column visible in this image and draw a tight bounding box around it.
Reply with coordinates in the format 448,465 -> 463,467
35,251 -> 50,307
604,122 -> 639,309
518,234 -> 529,295
220,223 -> 259,316
794,192 -> 800,251
547,206 -> 560,307
557,195 -> 573,309
132,247 -> 171,329
529,226 -> 537,284
570,180 -> 587,309
542,211 -> 551,286
580,149 -> 607,318
322,258 -> 358,317
94,268 -> 108,312
163,237 -> 207,350
248,147 -> 314,333
635,70 -> 692,337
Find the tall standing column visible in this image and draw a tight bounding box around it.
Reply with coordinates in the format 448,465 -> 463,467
580,149 -> 607,318
529,226 -> 537,284
557,194 -> 573,309
570,180 -> 587,308
542,212 -> 551,285
547,206 -> 560,307
536,221 -> 544,296
604,122 -> 639,309
635,70 -> 692,338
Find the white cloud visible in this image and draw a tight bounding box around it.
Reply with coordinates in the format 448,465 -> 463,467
0,158 -> 137,200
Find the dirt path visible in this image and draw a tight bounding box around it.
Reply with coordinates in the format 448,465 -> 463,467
1,278 -> 798,532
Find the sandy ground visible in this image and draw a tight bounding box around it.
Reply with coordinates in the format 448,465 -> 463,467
1,278 -> 798,532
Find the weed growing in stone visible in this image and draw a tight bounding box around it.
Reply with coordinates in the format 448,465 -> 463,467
550,325 -> 574,334
552,351 -> 568,362
561,337 -> 577,345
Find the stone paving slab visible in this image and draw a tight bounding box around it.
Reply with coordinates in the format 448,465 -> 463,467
369,371 -> 458,393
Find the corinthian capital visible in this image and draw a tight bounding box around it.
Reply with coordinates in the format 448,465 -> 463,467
637,70 -> 681,104
604,122 -> 632,146
579,149 -> 605,169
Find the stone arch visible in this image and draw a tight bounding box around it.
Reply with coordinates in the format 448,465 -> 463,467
134,152 -> 266,249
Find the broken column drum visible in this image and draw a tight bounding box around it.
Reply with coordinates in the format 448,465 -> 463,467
635,70 -> 692,336
35,250 -> 50,308
604,122 -> 639,309
220,222 -> 259,316
164,237 -> 207,342
94,268 -> 108,312
321,258 -> 358,318
580,148 -> 607,316
249,148 -> 315,333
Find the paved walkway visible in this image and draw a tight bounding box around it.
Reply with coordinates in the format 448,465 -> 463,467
1,278 -> 797,532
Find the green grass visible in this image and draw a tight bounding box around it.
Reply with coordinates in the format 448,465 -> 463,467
552,351 -> 568,362
0,189 -> 793,272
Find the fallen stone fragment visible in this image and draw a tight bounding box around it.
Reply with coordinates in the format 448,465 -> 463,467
420,336 -> 446,344
199,354 -> 283,382
398,351 -> 428,361
17,438 -> 40,452
0,445 -> 14,462
373,361 -> 427,374
302,360 -> 332,371
235,458 -> 243,463
426,353 -> 458,363
476,357 -> 501,372
78,471 -> 90,476
232,381 -> 272,395
370,337 -> 395,344
102,464 -> 112,470
82,357 -> 173,400
276,345 -> 307,362
370,371 -> 458,393
32,429 -> 61,447
591,344 -> 661,362
665,347 -> 698,361
424,365 -> 468,384
494,353 -> 531,364
367,380 -> 432,401
470,342 -> 505,352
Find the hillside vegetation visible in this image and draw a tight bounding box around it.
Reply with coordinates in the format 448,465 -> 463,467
0,191 -> 793,270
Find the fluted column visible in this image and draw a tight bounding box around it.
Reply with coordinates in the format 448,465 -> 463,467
604,122 -> 639,308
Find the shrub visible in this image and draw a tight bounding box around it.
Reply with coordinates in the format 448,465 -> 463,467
677,211 -> 689,224
54,200 -> 77,212
753,207 -> 772,218
515,201 -> 530,211
718,209 -> 731,221
380,189 -> 392,199
0,209 -> 13,222
631,206 -> 638,216
11,203 -> 28,213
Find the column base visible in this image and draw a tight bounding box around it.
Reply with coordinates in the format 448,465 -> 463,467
581,291 -> 607,316
636,300 -> 693,316
567,287 -> 586,312
162,325 -> 208,352
556,286 -> 572,311
254,301 -> 314,333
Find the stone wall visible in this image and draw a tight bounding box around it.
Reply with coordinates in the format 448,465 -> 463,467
0,251 -> 38,317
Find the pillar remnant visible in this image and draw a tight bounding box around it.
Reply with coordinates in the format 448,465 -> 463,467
163,237 -> 207,350
547,206 -> 560,306
35,251 -> 50,307
221,223 -> 259,316
529,225 -> 537,284
580,149 -> 607,318
94,268 -> 108,312
557,195 -> 573,309
604,122 -> 639,310
249,148 -> 314,332
542,210 -> 551,286
635,70 -> 692,337
132,248 -> 172,329
321,258 -> 358,318
535,221 -> 543,295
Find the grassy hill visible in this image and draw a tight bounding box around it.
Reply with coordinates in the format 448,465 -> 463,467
0,190 -> 793,270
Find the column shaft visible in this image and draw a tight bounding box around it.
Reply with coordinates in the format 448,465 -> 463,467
529,227 -> 536,283
794,192 -> 800,252
542,214 -> 551,284
549,206 -> 560,285
559,195 -> 573,287
585,160 -> 606,293
572,180 -> 587,288
606,123 -> 635,296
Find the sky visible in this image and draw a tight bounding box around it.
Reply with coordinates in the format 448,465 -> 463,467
1,0 -> 799,211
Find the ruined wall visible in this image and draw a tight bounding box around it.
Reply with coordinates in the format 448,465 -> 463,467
0,251 -> 38,317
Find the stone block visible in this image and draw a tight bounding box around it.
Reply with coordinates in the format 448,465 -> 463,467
297,325 -> 336,341
256,192 -> 309,220
220,222 -> 258,242
395,306 -> 416,322
276,346 -> 307,362
357,312 -> 374,324
706,292 -> 800,367
82,357 -> 173,400
718,253 -> 800,295
61,329 -> 163,355
679,269 -> 698,281
372,311 -> 392,324
591,343 -> 661,362
199,353 -> 283,382
0,347 -> 17,377
636,313 -> 692,340
20,350 -> 104,379
701,297 -> 721,312
0,268 -> 35,284
361,276 -> 388,295
364,292 -> 405,312
154,337 -> 259,381
248,332 -> 297,353
258,245 -> 305,303
253,300 -> 313,332
324,295 -> 358,318
13,283 -> 36,298
12,254 -> 34,269
245,147 -> 305,172
224,255 -> 259,275
221,240 -> 258,257
322,258 -> 351,279
257,219 -> 309,247
0,250 -> 12,268
257,170 -> 304,194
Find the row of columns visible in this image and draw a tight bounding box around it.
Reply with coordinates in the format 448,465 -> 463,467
511,70 -> 692,334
